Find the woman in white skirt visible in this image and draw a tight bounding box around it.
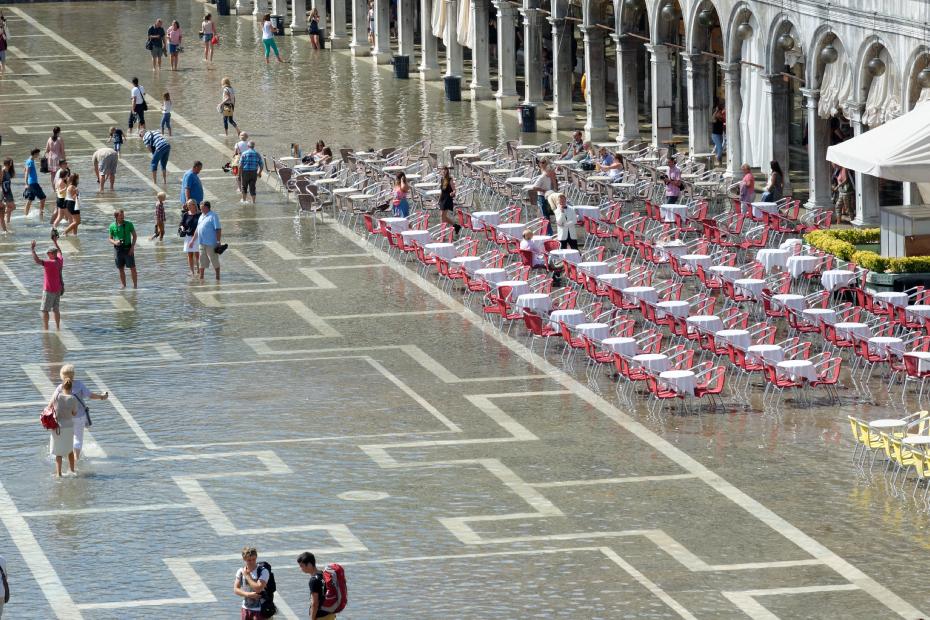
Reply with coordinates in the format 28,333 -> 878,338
52,364 -> 108,462
49,378 -> 78,477
180,199 -> 201,276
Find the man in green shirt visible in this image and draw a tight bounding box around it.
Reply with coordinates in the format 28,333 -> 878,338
108,209 -> 138,288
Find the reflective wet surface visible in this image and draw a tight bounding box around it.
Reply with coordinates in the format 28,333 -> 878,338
1,2 -> 930,618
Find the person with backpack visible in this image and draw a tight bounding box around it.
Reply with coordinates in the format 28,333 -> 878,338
234,546 -> 275,619
297,552 -> 346,619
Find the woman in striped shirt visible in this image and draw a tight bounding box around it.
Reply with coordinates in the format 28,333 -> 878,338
141,129 -> 171,185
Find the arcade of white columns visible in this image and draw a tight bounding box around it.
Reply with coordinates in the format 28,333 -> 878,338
237,0 -> 930,225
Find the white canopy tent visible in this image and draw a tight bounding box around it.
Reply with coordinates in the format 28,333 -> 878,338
826,102 -> 930,182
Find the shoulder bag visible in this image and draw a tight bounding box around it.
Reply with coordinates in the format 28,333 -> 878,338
73,392 -> 92,427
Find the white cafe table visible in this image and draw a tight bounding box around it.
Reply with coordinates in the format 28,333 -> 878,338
756,248 -> 790,273
873,291 -> 909,308
473,160 -> 497,168
400,230 -> 431,245
709,265 -> 741,280
903,435 -> 930,446
687,315 -> 723,334
505,176 -> 532,185
602,337 -> 637,357
659,203 -> 689,223
553,159 -> 579,167
633,353 -> 669,372
681,254 -> 712,270
576,322 -> 609,341
549,309 -> 585,331
570,205 -> 602,221
496,280 -> 530,298
382,165 -> 408,173
314,177 -> 340,187
474,267 -> 506,284
906,305 -> 930,319
780,238 -> 803,252
578,261 -> 609,276
821,269 -> 856,291
802,308 -> 836,325
906,352 -> 930,373
786,255 -> 821,278
751,201 -> 779,218
868,336 -> 904,357
834,321 -> 871,340
869,418 -> 907,430
470,211 -> 500,230
548,248 -> 581,264
735,278 -> 766,300
716,329 -> 751,350
425,242 -> 457,260
497,223 -> 526,238
533,235 -> 554,243
380,216 -> 409,231
451,256 -> 483,273
747,344 -> 784,364
772,294 -> 806,312
597,273 -> 629,290
660,370 -> 696,396
623,286 -> 658,304
657,241 -> 688,258
778,359 -> 817,382
657,300 -> 691,319
515,293 -> 552,313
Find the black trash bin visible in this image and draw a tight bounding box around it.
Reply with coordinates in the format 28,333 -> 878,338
271,15 -> 286,36
518,104 -> 537,133
393,55 -> 410,79
217,0 -> 230,16
444,75 -> 462,101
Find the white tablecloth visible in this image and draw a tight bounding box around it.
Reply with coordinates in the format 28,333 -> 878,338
549,309 -> 584,331
709,265 -> 741,281
570,205 -> 601,221
716,329 -> 751,350
425,242 -> 457,260
470,211 -> 500,230
657,242 -> 688,259
597,273 -> 629,290
687,315 -> 723,334
681,254 -> 712,270
602,337 -> 637,357
451,256 -> 483,273
660,370 -> 696,396
873,291 -> 908,308
802,308 -> 836,325
576,322 -> 609,341
735,278 -> 766,300
747,344 -> 784,364
786,255 -> 821,278
780,238 -> 803,252
623,286 -> 658,304
657,300 -> 690,319
496,223 -> 526,238
659,203 -> 689,223
821,269 -> 856,291
751,201 -> 779,218
835,321 -> 871,340
497,280 -> 529,299
633,353 -> 669,372
907,351 -> 930,373
756,249 -> 790,273
381,216 -> 409,231
578,261 -> 609,276
772,294 -> 806,312
401,230 -> 432,245
515,293 -> 552,313
474,267 -> 507,283
778,359 -> 817,382
869,336 -> 904,357
906,305 -> 930,318
548,248 -> 581,264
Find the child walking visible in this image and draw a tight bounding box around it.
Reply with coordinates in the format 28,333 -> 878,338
1,158 -> 14,230
160,93 -> 173,136
107,127 -> 124,157
151,191 -> 166,241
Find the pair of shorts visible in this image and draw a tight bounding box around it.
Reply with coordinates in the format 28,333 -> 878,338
150,45 -> 163,58
57,196 -> 67,210
203,32 -> 214,42
199,245 -> 220,269
151,146 -> 170,172
65,200 -> 79,215
41,290 -> 61,312
0,50 -> 6,62
2,187 -> 13,202
168,43 -> 179,54
240,169 -> 258,196
25,183 -> 46,201
115,246 -> 136,269
240,609 -> 264,620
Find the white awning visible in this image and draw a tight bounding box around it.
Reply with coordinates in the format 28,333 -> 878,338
826,102 -> 930,182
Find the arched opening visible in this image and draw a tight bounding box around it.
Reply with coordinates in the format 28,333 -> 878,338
651,0 -> 686,146
902,47 -> 930,204
614,0 -> 651,143
767,16 -> 805,194
721,4 -> 758,177
580,0 -> 614,139
686,1 -> 723,159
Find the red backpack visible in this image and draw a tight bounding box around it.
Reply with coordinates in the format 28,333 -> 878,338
320,564 -> 347,615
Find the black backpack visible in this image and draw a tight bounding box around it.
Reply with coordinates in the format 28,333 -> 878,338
255,561 -> 277,617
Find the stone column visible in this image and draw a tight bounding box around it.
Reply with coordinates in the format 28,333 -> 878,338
549,3 -> 573,129
237,0 -> 253,16
253,0 -> 268,17
398,0 -> 416,57
311,0 -> 327,40
683,52 -> 712,156
419,0 -> 441,79
470,0 -> 493,98
330,0 -> 349,47
372,0 -> 392,62
291,0 -> 307,33
494,0 -> 519,107
350,0 -> 370,55
648,43 -> 673,147
800,88 -> 832,211
615,36 -> 640,143
764,73 -> 791,192
445,0 -> 463,77
581,26 -> 608,140
269,0 -> 284,19
720,61 -> 742,178
520,2 -> 544,106
848,103 -> 880,226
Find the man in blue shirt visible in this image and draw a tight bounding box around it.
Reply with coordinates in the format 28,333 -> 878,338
23,148 -> 47,220
179,161 -> 203,207
192,201 -> 223,281
238,141 -> 264,205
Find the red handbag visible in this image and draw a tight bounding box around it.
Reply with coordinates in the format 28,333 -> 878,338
40,404 -> 59,433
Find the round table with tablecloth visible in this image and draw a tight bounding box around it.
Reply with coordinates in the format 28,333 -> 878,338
716,329 -> 751,350
681,254 -> 712,270
834,321 -> 871,340
786,255 -> 820,278
907,305 -> 930,319
780,238 -> 803,252
497,223 -> 526,238
748,344 -> 784,364
570,205 -> 602,221
657,300 -> 691,319
578,261 -> 609,276
597,273 -> 629,291
709,265 -> 741,281
687,315 -> 723,334
906,351 -> 930,373
735,278 -> 766,300
451,256 -> 483,273
602,337 -> 637,357
772,294 -> 806,312
659,203 -> 689,224
778,359 -> 817,382
633,353 -> 669,372
802,308 -> 836,326
470,211 -> 500,230
496,280 -> 530,299
657,242 -> 688,259
576,322 -> 609,341
401,230 -> 432,246
515,293 -> 552,314
660,370 -> 696,396
869,336 -> 904,357
474,267 -> 506,284
821,269 -> 856,291
756,248 -> 790,273
425,242 -> 457,260
381,216 -> 409,231
549,309 -> 584,331
873,291 -> 909,308
549,248 -> 581,264
623,286 -> 658,304
751,201 -> 778,218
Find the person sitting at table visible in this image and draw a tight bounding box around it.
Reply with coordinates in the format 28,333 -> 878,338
662,156 -> 682,204
595,146 -> 614,170
601,152 -> 624,181
550,192 -> 578,250
561,130 -> 585,159
520,229 -> 547,268
760,159 -> 784,203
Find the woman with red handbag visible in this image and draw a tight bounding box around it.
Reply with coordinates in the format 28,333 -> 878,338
47,378 -> 78,478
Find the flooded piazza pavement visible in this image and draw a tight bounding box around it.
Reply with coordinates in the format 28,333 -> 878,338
0,2 -> 929,618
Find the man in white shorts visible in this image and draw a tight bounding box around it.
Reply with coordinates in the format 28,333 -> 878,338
192,201 -> 226,281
